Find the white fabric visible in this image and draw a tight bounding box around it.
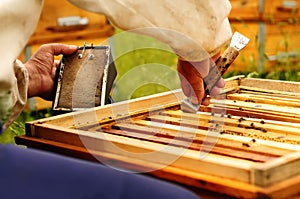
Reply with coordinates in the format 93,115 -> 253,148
68,0 -> 232,61
0,0 -> 43,130
4,60 -> 29,130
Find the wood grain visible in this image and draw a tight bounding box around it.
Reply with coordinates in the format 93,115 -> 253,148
16,77 -> 300,198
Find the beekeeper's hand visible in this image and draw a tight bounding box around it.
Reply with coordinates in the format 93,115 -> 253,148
25,43 -> 77,100
177,53 -> 225,105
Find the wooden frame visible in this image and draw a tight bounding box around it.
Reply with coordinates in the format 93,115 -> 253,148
16,76 -> 300,198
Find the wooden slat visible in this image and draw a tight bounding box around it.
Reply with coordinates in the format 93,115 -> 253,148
160,110 -> 300,146
229,0 -> 300,22
239,90 -> 300,100
240,78 -> 300,94
25,89 -> 184,132
111,122 -> 280,162
16,135 -> 300,199
239,85 -> 300,97
28,25 -> 114,45
200,99 -> 300,123
215,99 -> 300,116
251,151 -> 300,187
133,118 -> 300,153
147,114 -> 300,145
164,110 -> 300,136
203,105 -> 300,124
227,93 -> 300,108
31,123 -> 256,184
77,106 -> 300,156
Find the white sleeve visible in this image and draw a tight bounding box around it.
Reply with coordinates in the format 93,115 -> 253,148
0,0 -> 43,132
0,60 -> 28,132
68,0 -> 232,61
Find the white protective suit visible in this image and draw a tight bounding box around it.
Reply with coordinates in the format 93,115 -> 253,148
0,0 -> 232,132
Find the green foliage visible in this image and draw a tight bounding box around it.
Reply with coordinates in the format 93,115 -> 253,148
0,109 -> 51,144
111,29 -> 180,101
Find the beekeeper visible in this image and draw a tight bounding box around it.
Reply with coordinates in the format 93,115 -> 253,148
1,0 -> 232,133
0,1 -> 231,198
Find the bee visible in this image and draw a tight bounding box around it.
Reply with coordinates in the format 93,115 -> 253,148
242,143 -> 250,147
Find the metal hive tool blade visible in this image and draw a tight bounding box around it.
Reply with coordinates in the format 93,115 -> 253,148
230,32 -> 250,51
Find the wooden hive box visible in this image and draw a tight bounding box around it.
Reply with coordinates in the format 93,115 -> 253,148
229,0 -> 300,72
16,76 -> 300,198
27,0 -> 114,46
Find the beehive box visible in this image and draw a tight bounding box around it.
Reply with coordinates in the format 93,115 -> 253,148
229,0 -> 300,72
16,76 -> 300,198
27,0 -> 114,46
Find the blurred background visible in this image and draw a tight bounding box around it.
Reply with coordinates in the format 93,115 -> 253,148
2,0 -> 300,143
